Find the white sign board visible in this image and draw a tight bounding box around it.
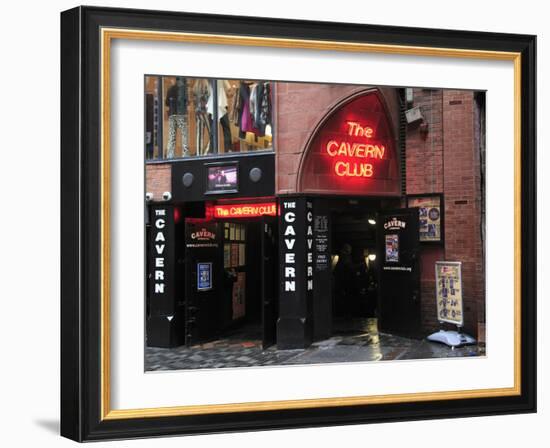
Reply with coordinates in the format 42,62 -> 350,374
435,261 -> 464,326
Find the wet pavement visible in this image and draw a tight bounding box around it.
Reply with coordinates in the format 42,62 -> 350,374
145,318 -> 484,371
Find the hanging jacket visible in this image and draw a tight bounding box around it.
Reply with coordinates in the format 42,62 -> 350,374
237,83 -> 251,139
165,77 -> 188,116
257,82 -> 272,136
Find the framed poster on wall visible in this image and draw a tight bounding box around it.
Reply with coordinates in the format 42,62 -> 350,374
407,194 -> 444,243
61,5 -> 536,442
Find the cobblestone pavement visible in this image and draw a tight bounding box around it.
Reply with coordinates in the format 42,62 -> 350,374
145,319 -> 484,371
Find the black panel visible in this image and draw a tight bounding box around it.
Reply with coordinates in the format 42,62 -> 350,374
184,221 -> 223,344
312,199 -> 332,340
262,216 -> 278,348
377,208 -> 421,336
277,196 -> 314,349
146,205 -> 185,348
168,152 -> 275,202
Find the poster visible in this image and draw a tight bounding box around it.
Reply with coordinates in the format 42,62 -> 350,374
235,224 -> 241,241
197,262 -> 212,291
314,215 -> 329,271
408,195 -> 442,242
385,234 -> 399,263
232,272 -> 246,320
238,243 -> 246,266
223,244 -> 231,268
231,243 -> 239,267
224,222 -> 230,239
435,261 -> 463,326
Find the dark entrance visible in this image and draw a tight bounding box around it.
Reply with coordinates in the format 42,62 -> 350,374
261,216 -> 278,348
184,220 -> 222,345
376,208 -> 421,336
183,214 -> 278,348
331,208 -> 378,321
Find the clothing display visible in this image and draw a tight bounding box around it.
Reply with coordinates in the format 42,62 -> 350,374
193,79 -> 213,155
165,77 -> 189,158
256,82 -> 272,136
235,81 -> 273,139
166,115 -> 189,158
152,76 -> 273,158
219,113 -> 232,152
217,80 -> 231,118
165,77 -> 188,116
145,93 -> 154,159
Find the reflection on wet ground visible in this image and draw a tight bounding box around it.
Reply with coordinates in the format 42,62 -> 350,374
145,318 -> 484,371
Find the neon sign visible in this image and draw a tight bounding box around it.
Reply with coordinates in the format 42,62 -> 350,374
325,121 -> 386,178
299,91 -> 400,196
213,202 -> 277,218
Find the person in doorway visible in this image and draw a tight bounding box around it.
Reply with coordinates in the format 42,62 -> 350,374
366,270 -> 378,318
351,247 -> 369,317
333,243 -> 354,317
222,268 -> 238,328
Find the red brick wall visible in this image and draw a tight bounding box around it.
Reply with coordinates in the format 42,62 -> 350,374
276,84 -> 485,338
405,89 -> 485,337
145,164 -> 171,202
275,83 -> 401,194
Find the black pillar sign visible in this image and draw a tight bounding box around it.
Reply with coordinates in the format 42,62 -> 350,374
149,206 -> 175,313
277,197 -> 314,349
306,201 -> 314,292
147,205 -> 181,348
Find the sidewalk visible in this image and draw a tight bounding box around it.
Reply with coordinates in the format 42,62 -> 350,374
145,318 -> 483,371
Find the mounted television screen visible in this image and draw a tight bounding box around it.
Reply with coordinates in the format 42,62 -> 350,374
206,163 -> 238,193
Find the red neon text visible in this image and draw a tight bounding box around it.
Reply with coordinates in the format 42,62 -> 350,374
346,121 -> 374,138
335,161 -> 373,177
326,141 -> 385,159
213,202 -> 277,218
324,121 -> 385,178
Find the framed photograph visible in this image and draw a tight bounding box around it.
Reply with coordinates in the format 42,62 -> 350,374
61,6 -> 536,442
407,193 -> 444,243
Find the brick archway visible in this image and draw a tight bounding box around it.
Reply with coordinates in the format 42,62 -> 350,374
296,88 -> 400,196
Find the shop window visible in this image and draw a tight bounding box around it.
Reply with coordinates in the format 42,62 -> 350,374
145,76 -> 274,160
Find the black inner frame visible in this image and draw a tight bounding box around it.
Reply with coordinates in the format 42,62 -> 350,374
60,6 -> 537,442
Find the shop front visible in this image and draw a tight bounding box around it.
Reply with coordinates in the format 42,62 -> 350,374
145,83 -> 417,350
274,88 -> 423,348
145,77 -> 485,350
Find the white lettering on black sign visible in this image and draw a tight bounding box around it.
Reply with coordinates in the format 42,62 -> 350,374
153,209 -> 166,294
283,201 -> 296,292
306,202 -> 314,291
384,217 -> 406,230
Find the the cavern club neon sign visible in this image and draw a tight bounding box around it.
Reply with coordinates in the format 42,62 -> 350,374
325,121 -> 385,178
213,202 -> 277,218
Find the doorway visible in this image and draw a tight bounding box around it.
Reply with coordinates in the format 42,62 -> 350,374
331,208 -> 379,336
183,216 -> 278,349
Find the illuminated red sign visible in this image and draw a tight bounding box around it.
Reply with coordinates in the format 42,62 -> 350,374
298,91 -> 400,196
213,202 -> 277,218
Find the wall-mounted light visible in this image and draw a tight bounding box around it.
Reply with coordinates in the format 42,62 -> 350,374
368,254 -> 377,261
368,218 -> 376,225
405,106 -> 423,124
